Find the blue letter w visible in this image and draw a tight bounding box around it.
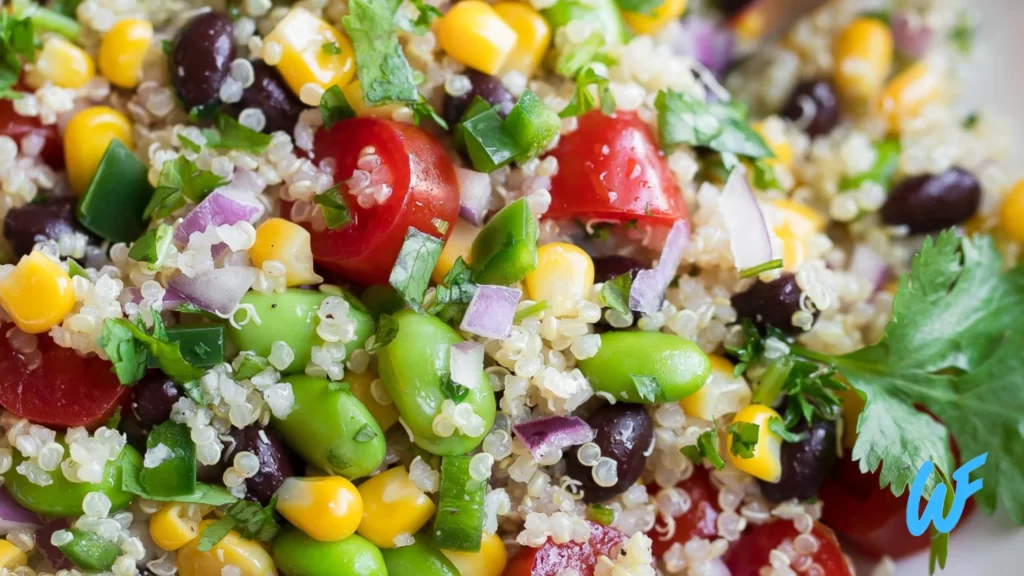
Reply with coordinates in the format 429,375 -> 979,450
906,453 -> 987,536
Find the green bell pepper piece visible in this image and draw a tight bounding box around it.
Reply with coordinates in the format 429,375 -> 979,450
76,140 -> 155,243
470,198 -> 538,285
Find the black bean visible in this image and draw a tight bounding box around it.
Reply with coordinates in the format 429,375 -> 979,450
3,196 -> 88,258
759,420 -> 838,502
442,70 -> 516,128
237,62 -> 303,133
731,273 -> 810,335
781,80 -> 840,137
129,374 -> 182,429
881,167 -> 981,234
172,12 -> 235,110
593,255 -> 645,284
718,0 -> 757,17
565,403 -> 654,503
227,425 -> 294,505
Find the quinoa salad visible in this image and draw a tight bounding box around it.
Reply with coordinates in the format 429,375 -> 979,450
0,0 -> 1021,574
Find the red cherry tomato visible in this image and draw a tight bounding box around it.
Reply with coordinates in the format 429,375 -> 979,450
0,97 -> 64,170
546,111 -> 688,226
725,521 -> 853,576
503,522 -> 626,576
300,118 -> 459,286
0,333 -> 130,427
647,467 -> 721,559
818,455 -> 976,559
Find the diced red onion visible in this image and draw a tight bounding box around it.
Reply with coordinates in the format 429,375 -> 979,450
460,285 -> 522,339
672,17 -> 736,78
629,220 -> 691,315
168,267 -> 258,316
513,416 -> 596,461
450,341 -> 484,390
122,286 -> 187,309
720,169 -> 773,273
456,167 -> 492,226
174,189 -> 265,245
0,489 -> 41,534
892,12 -> 933,60
35,519 -> 71,570
848,245 -> 890,293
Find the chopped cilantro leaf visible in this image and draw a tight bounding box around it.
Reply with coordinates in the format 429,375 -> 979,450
440,376 -> 470,404
313,186 -> 352,229
99,314 -> 206,385
559,64 -> 616,118
630,374 -> 661,403
752,159 -> 782,190
555,32 -> 605,78
600,272 -> 632,315
234,352 -> 270,380
353,423 -> 378,442
179,134 -> 202,153
398,0 -> 442,35
320,85 -> 355,130
586,503 -> 616,526
343,0 -> 419,106
321,41 -> 343,55
144,156 -> 227,219
202,114 -> 273,154
681,426 -> 724,470
728,422 -> 760,459
654,90 -> 774,160
198,497 -> 281,551
127,223 -> 174,270
367,313 -> 400,352
427,257 -> 477,322
389,227 -> 443,311
767,416 -> 808,444
513,300 -> 547,322
410,93 -> 449,129
0,11 -> 35,94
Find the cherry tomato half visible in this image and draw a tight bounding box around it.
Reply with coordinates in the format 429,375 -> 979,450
0,97 -> 64,170
301,118 -> 460,286
647,467 -> 721,559
0,332 -> 130,427
503,522 -> 626,576
724,521 -> 853,576
818,455 -> 976,559
547,111 -> 688,226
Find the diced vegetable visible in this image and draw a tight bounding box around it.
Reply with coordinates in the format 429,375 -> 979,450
138,422 -> 196,498
75,139 -> 153,243
432,455 -> 486,552
460,285 -> 521,339
719,169 -> 773,273
168,267 -> 259,317
148,324 -> 225,368
512,416 -> 595,460
58,529 -> 120,572
470,198 -> 538,285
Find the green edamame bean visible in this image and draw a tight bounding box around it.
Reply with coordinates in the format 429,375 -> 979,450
543,0 -> 626,47
4,444 -> 141,517
59,528 -> 121,571
577,331 -> 710,403
228,287 -> 375,374
376,311 -> 496,456
274,528 -> 387,576
380,537 -> 459,576
272,375 -> 386,478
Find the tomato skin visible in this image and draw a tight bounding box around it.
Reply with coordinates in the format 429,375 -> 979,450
547,111 -> 687,225
503,522 -> 626,576
647,467 -> 721,559
0,333 -> 130,427
818,455 -> 976,559
0,97 -> 64,170
725,521 -> 852,576
304,118 -> 459,285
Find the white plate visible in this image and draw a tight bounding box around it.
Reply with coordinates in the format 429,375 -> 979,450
893,1 -> 1024,574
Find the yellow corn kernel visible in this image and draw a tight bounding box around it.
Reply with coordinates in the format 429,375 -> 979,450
98,19 -> 154,89
623,0 -> 688,36
1000,179 -> 1024,243
732,6 -> 766,41
276,476 -> 363,542
24,37 -> 95,90
64,106 -> 134,195
357,466 -> 436,548
0,541 -> 27,570
680,355 -> 751,422
150,503 -> 206,552
0,251 -> 75,334
437,1 -> 518,75
265,8 -> 355,97
442,532 -> 508,576
524,243 -> 594,317
349,370 -> 399,431
341,80 -> 402,119
727,404 -> 783,482
837,387 -> 865,450
493,2 -> 551,77
833,17 -> 894,101
772,199 -> 826,271
752,119 -> 793,169
432,218 -> 479,284
878,61 -> 942,131
250,218 -> 323,287
176,521 -> 277,576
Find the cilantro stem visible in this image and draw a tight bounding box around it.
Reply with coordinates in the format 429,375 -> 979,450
739,259 -> 784,279
788,345 -> 834,365
13,1 -> 80,39
751,356 -> 793,406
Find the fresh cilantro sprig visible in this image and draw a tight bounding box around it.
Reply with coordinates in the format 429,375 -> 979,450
599,272 -> 632,315
98,313 -> 206,385
312,185 -> 352,230
728,422 -> 759,459
203,114 -> 272,153
144,156 -> 226,219
681,425 -> 725,470
0,10 -> 35,96
559,64 -> 616,119
654,90 -> 774,160
343,0 -> 419,106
